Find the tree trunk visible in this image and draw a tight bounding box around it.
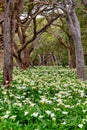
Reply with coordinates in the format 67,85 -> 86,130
0,32 -> 3,68
72,30 -> 86,80
68,42 -> 75,69
19,48 -> 30,69
23,47 -> 30,69
66,1 -> 86,80
81,0 -> 87,7
2,0 -> 14,86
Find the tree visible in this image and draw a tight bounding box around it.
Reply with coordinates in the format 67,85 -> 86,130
2,0 -> 23,86
34,0 -> 86,80
13,1 -> 62,69
1,0 -> 86,86
2,0 -> 14,86
46,19 -> 76,68
63,0 -> 86,80
81,0 -> 87,7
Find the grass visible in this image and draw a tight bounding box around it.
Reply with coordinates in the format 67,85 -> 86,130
0,66 -> 87,130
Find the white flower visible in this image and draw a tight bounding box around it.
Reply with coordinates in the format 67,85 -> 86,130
54,108 -> 61,111
83,110 -> 87,113
24,111 -> 29,116
62,121 -> 66,125
82,119 -> 86,124
46,100 -> 52,104
13,103 -> 22,107
78,124 -> 83,128
39,115 -> 44,119
10,115 -> 17,119
32,112 -> 38,117
2,91 -> 7,94
65,105 -> 70,108
40,98 -> 47,103
30,103 -> 35,107
22,85 -> 26,89
80,92 -> 84,97
45,110 -> 51,115
52,117 -> 56,121
30,81 -> 35,85
62,111 -> 68,115
6,111 -> 10,115
50,113 -> 55,118
3,115 -> 9,119
56,99 -> 63,104
40,96 -> 52,104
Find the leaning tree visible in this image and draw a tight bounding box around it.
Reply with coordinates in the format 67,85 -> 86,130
41,0 -> 86,80
51,0 -> 86,80
63,0 -> 86,80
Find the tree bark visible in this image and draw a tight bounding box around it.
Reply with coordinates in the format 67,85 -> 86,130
66,0 -> 86,80
68,42 -> 75,69
2,0 -> 14,86
81,0 -> 87,7
72,28 -> 86,80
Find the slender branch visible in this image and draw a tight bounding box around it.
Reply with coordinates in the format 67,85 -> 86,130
17,14 -> 61,54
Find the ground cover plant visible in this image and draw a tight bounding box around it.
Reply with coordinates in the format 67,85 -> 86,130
0,66 -> 87,130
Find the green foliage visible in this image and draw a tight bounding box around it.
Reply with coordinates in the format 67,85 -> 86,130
0,67 -> 87,130
30,31 -> 69,66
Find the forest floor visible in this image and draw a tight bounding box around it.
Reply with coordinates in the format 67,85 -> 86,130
0,66 -> 87,130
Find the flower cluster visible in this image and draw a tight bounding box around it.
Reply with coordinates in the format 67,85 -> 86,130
0,66 -> 87,129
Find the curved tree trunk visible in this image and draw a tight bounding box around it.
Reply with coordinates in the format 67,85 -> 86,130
66,0 -> 86,80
